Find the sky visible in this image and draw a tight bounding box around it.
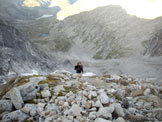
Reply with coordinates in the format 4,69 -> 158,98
22,0 -> 162,20
48,0 -> 162,20
69,0 -> 78,4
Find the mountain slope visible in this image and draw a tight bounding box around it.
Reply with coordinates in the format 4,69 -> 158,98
147,28 -> 162,56
0,18 -> 58,77
28,5 -> 162,60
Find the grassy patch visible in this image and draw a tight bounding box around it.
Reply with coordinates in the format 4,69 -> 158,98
24,99 -> 37,104
15,77 -> 30,86
36,90 -> 43,99
15,75 -> 43,86
64,86 -> 78,94
38,75 -> 59,87
112,93 -> 121,101
55,39 -> 71,52
93,49 -> 103,59
57,91 -> 64,96
103,74 -> 111,78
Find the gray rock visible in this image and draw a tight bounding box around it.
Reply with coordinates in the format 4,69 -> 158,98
115,117 -> 126,122
29,77 -> 46,83
45,103 -> 58,113
21,104 -> 37,116
89,112 -> 97,119
10,88 -> 24,109
23,89 -> 37,101
53,85 -> 65,94
69,104 -> 81,116
17,77 -> 46,101
63,102 -> 69,108
86,84 -> 96,90
94,100 -> 103,108
41,89 -> 51,98
0,100 -> 13,114
105,104 -> 115,114
128,107 -> 137,115
114,103 -> 125,117
2,110 -> 28,122
94,118 -> 112,122
111,74 -> 121,80
37,103 -> 45,116
30,108 -> 37,117
99,93 -> 110,104
18,77 -> 46,97
144,88 -> 151,96
39,83 -> 49,91
49,72 -> 65,79
96,107 -> 112,119
88,91 -> 97,99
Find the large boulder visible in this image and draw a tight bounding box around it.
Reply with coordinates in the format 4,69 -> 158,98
17,76 -> 46,101
99,93 -> 110,104
2,110 -> 28,122
96,107 -> 112,119
41,89 -> 51,98
22,104 -> 37,117
114,103 -> 125,117
10,88 -> 24,109
69,104 -> 81,116
0,100 -> 13,114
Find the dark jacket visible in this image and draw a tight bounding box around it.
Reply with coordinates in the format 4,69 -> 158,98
75,65 -> 83,73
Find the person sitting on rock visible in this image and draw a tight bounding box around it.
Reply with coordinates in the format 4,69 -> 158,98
75,62 -> 83,73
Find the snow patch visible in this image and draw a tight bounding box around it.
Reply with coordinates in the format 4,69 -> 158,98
36,14 -> 53,20
21,70 -> 38,76
82,72 -> 96,77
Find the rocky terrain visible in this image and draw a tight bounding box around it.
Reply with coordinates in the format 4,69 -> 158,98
0,71 -> 162,122
0,0 -> 72,83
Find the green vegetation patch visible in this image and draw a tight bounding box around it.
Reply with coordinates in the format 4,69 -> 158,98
24,99 -> 37,104
55,39 -> 71,52
112,92 -> 121,101
93,49 -> 103,59
103,74 -> 111,78
64,83 -> 84,94
38,75 -> 60,87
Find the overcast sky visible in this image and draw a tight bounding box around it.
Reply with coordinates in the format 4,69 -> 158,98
48,0 -> 162,20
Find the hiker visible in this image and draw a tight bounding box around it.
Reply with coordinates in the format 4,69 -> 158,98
75,62 -> 83,73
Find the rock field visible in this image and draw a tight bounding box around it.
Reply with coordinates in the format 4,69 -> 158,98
0,70 -> 162,122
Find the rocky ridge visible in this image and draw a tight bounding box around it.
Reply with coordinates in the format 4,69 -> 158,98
27,5 -> 162,60
0,70 -> 162,122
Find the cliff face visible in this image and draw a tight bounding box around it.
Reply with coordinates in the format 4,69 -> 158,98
0,18 -> 58,76
147,29 -> 162,56
28,5 -> 162,60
